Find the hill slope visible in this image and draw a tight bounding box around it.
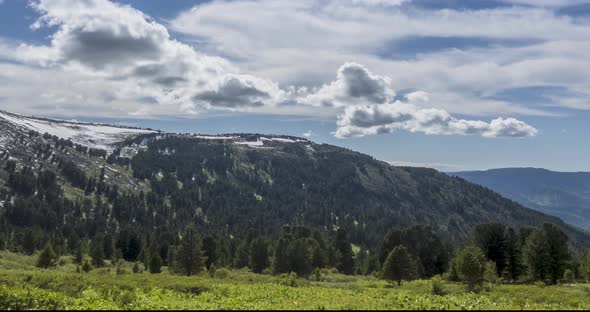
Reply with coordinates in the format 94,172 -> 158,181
451,168 -> 590,230
0,111 -> 589,249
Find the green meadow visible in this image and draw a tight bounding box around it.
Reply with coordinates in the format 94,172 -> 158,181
1,251 -> 589,310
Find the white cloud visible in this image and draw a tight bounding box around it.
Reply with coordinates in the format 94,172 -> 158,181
170,0 -> 590,117
298,62 -> 395,107
8,0 -> 283,117
335,101 -> 538,138
498,0 -> 590,7
296,63 -> 538,138
302,130 -> 314,138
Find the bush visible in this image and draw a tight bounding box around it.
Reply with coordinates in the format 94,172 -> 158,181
279,272 -> 299,287
82,261 -> 93,273
311,268 -> 322,281
431,275 -> 445,296
132,263 -> 143,274
562,269 -> 575,284
214,268 -> 230,280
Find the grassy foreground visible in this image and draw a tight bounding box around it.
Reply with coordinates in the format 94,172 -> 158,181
1,251 -> 589,310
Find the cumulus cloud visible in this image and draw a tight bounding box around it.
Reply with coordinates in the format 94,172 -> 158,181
13,0 -> 282,115
193,75 -> 283,109
298,63 -> 395,107
335,101 -> 538,138
170,0 -> 590,117
295,63 -> 538,138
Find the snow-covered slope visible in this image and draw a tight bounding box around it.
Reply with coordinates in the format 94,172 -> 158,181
0,110 -> 157,151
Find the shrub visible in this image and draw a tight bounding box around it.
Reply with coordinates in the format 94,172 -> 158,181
214,268 -> 230,280
311,268 -> 322,281
431,275 -> 445,296
132,262 -> 143,274
562,269 -> 575,284
82,260 -> 93,273
483,261 -> 500,287
279,272 -> 299,287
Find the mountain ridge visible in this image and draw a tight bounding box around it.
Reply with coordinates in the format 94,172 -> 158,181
1,109 -> 589,250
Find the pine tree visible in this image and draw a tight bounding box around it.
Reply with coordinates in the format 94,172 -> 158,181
504,228 -> 524,282
472,223 -> 507,276
272,238 -> 290,274
22,229 -> 36,255
523,223 -> 571,284
74,242 -> 85,264
455,245 -> 486,292
249,238 -> 269,274
36,242 -> 56,268
174,225 -> 205,276
234,240 -> 250,269
103,233 -> 115,260
288,239 -> 313,276
149,252 -> 162,274
333,229 -> 355,275
90,236 -> 105,268
580,251 -> 590,282
381,245 -> 416,286
202,236 -> 218,270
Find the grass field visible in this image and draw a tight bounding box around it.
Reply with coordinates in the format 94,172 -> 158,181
1,251 -> 589,310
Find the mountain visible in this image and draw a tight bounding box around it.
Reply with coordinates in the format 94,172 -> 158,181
1,110 -> 589,250
450,168 -> 590,230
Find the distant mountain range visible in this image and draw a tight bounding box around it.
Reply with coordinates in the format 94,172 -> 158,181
451,168 -> 590,230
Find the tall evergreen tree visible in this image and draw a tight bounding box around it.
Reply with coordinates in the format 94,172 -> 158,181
90,236 -> 105,268
202,236 -> 218,270
22,229 -> 36,255
472,223 -> 507,276
504,228 -> 524,281
272,238 -> 290,275
174,225 -> 205,276
333,229 -> 355,275
149,252 -> 162,274
579,251 -> 590,282
288,239 -> 313,276
234,240 -> 250,269
523,223 -> 571,284
249,238 -> 269,274
382,245 -> 416,286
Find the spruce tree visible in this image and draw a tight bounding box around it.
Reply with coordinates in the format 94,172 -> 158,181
381,245 -> 415,286
504,228 -> 524,282
249,238 -> 269,274
174,225 -> 205,276
333,229 -> 355,275
580,251 -> 590,282
234,240 -> 250,269
523,223 -> 570,284
272,238 -> 290,274
36,242 -> 56,268
288,239 -> 313,276
202,236 -> 218,270
149,252 -> 162,274
90,236 -> 105,268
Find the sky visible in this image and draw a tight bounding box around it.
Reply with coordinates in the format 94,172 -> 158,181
0,0 -> 589,172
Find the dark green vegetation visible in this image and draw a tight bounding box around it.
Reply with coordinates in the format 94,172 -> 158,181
2,114 -> 590,309
451,168 -> 590,230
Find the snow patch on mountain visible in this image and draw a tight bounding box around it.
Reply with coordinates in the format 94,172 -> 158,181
0,110 -> 157,151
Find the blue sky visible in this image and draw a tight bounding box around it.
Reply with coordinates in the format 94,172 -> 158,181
1,0 -> 590,172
